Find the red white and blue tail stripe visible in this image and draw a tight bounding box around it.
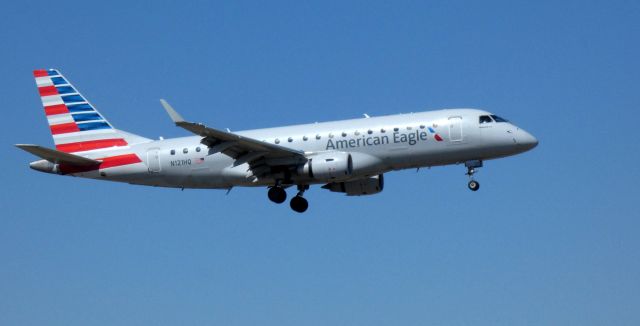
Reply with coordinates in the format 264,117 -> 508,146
33,69 -> 139,153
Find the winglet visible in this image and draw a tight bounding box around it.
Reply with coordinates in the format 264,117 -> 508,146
160,99 -> 185,123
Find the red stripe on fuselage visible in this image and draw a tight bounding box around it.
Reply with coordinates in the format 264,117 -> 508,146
56,138 -> 128,153
44,104 -> 69,115
59,153 -> 142,174
33,70 -> 48,77
50,122 -> 80,134
99,154 -> 142,169
38,85 -> 58,97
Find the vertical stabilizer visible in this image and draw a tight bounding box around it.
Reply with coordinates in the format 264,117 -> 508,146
33,69 -> 150,153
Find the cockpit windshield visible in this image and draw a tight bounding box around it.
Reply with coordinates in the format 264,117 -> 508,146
479,115 -> 493,124
490,115 -> 509,122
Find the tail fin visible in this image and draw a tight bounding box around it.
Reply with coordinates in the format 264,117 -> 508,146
33,69 -> 150,153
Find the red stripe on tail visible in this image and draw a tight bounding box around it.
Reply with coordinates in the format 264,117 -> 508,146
59,153 -> 142,174
33,70 -> 48,77
50,122 -> 80,135
44,104 -> 69,116
38,86 -> 58,97
56,138 -> 128,153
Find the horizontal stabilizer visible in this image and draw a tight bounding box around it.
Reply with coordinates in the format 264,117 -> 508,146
15,144 -> 100,166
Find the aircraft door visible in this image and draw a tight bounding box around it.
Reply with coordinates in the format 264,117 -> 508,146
147,148 -> 161,173
448,116 -> 463,142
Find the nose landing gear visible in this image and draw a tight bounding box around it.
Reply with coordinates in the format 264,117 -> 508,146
468,180 -> 480,191
465,160 -> 482,192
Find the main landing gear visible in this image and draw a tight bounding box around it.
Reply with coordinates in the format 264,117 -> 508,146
267,185 -> 287,203
290,185 -> 309,213
267,184 -> 309,213
465,160 -> 482,192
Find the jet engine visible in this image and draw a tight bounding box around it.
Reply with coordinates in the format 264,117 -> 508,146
322,174 -> 384,196
297,152 -> 353,181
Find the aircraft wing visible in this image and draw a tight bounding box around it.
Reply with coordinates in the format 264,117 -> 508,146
161,100 -> 307,170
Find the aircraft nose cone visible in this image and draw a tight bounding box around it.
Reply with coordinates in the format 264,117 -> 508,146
517,129 -> 538,150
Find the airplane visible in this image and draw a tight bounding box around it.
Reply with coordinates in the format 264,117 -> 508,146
17,69 -> 538,213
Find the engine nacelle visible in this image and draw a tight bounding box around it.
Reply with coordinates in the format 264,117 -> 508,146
297,152 -> 353,181
322,174 -> 384,196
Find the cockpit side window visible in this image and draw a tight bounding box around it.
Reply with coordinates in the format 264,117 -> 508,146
479,115 -> 493,124
491,115 -> 509,122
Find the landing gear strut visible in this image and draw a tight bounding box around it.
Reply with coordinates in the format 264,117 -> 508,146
268,185 -> 287,204
290,185 -> 309,213
465,160 -> 482,192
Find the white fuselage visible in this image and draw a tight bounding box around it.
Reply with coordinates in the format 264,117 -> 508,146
65,108 -> 537,189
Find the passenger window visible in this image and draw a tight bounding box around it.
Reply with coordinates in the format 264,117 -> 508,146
275,139 -> 280,144
354,131 -> 360,136
170,149 -> 175,155
341,132 -> 347,137
367,130 -> 373,134
196,147 -> 201,152
407,126 -> 412,130
183,148 -> 188,154
393,127 -> 399,132
419,125 -> 425,129
288,137 -> 293,142
381,128 -> 386,133
303,136 -> 308,141
479,115 -> 493,124
316,134 -> 321,140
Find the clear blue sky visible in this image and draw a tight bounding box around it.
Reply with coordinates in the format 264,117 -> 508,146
1,1 -> 639,325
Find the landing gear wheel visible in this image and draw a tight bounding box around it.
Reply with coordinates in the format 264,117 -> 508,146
268,186 -> 287,204
464,160 -> 482,192
290,195 -> 309,213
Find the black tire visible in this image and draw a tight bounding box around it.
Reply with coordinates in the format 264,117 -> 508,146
290,196 -> 309,213
268,186 -> 287,204
468,180 -> 480,191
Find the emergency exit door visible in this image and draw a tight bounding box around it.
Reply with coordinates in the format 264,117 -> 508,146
449,116 -> 463,142
147,148 -> 161,173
